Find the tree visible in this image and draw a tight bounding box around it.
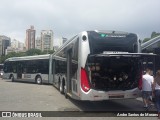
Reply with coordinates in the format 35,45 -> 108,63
48,50 -> 55,54
26,49 -> 42,56
0,56 -> 5,63
17,52 -> 26,57
151,31 -> 160,38
151,31 -> 157,38
142,38 -> 150,43
143,31 -> 160,43
0,52 -> 20,63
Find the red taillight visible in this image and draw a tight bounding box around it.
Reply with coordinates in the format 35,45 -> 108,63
138,72 -> 142,90
81,68 -> 90,92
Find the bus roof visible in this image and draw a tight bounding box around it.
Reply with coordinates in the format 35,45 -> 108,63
5,54 -> 51,62
93,30 -> 129,35
52,30 -> 137,56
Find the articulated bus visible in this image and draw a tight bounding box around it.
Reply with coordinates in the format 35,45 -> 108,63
52,30 -> 154,101
3,54 -> 53,84
3,30 -> 155,101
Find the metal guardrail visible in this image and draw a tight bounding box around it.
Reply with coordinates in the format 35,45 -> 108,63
141,35 -> 160,50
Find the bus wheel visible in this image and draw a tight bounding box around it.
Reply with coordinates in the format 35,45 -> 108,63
36,76 -> 42,85
11,75 -> 14,82
59,80 -> 64,94
64,85 -> 68,99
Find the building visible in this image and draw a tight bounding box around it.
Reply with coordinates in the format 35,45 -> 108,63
35,37 -> 42,50
11,39 -> 19,49
62,37 -> 68,44
41,30 -> 53,52
11,39 -> 24,51
5,39 -> 25,55
25,26 -> 36,50
0,35 -> 11,56
5,46 -> 17,55
18,41 -> 25,51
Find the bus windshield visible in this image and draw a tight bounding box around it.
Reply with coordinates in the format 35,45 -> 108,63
88,31 -> 138,54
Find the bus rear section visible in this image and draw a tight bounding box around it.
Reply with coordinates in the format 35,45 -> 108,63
80,53 -> 142,101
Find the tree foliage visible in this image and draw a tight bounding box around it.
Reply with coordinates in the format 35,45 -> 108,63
41,50 -> 55,54
26,49 -> 42,56
151,31 -> 160,38
0,52 -> 20,63
143,31 -> 160,43
143,38 -> 150,43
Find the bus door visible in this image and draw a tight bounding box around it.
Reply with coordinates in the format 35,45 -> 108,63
17,62 -> 23,79
66,49 -> 72,95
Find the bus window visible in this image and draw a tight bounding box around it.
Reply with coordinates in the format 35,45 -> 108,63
88,31 -> 138,54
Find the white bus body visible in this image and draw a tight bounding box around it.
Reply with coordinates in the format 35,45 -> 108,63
3,54 -> 53,84
52,30 -> 146,101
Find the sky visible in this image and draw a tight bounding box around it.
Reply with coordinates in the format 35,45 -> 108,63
0,0 -> 160,46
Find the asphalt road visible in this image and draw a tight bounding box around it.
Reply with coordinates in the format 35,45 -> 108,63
0,78 -> 158,120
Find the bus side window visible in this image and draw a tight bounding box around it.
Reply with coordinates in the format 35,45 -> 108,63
23,68 -> 27,73
72,38 -> 79,61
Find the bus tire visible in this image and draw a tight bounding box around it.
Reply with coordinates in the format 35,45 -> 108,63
11,75 -> 14,82
64,85 -> 68,99
59,79 -> 64,94
36,76 -> 42,85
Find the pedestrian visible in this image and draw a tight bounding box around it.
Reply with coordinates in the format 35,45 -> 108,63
142,68 -> 154,109
153,70 -> 160,119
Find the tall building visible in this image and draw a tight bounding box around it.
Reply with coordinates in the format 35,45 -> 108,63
35,37 -> 42,50
25,26 -> 36,50
41,30 -> 53,51
0,35 -> 11,56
